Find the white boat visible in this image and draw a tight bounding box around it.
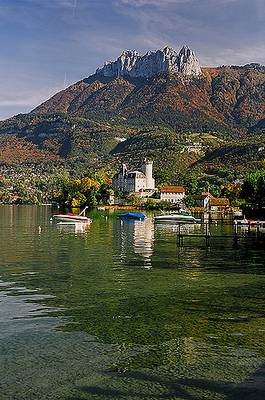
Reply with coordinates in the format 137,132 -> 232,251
51,206 -> 91,224
234,218 -> 258,226
154,210 -> 200,224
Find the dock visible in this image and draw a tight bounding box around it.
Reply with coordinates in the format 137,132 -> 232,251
176,222 -> 265,248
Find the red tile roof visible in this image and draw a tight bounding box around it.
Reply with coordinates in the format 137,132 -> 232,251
201,192 -> 214,198
209,198 -> 230,206
160,186 -> 185,193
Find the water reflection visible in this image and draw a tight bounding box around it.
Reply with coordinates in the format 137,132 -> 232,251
1,206 -> 265,400
55,221 -> 91,234
133,219 -> 154,267
118,218 -> 154,267
155,222 -> 201,234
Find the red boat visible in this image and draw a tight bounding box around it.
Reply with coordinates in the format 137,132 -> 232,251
235,218 -> 258,226
52,207 -> 91,224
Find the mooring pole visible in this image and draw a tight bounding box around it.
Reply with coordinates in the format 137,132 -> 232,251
257,222 -> 260,243
233,221 -> 239,247
178,223 -> 181,247
205,223 -> 210,247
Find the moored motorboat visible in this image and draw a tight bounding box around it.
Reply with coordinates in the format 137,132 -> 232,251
52,214 -> 91,223
154,210 -> 200,224
119,212 -> 146,220
51,206 -> 91,224
234,217 -> 258,226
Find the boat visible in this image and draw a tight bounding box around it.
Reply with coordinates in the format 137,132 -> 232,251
154,210 -> 200,224
51,206 -> 91,224
234,218 -> 258,226
119,212 -> 146,220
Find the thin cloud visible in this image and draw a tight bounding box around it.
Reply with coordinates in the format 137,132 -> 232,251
116,0 -> 190,6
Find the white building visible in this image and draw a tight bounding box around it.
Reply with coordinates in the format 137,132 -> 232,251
193,192 -> 213,208
112,160 -> 155,194
160,186 -> 185,204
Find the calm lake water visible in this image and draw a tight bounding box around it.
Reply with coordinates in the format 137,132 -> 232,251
0,205 -> 265,400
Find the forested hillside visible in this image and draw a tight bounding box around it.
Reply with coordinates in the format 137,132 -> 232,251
0,50 -> 264,201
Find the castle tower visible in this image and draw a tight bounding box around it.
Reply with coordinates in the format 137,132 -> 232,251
121,163 -> 127,176
143,160 -> 155,189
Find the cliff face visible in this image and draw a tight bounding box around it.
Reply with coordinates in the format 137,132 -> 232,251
95,46 -> 201,78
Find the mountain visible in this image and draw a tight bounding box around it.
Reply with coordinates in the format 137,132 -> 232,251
0,45 -> 264,186
29,47 -> 265,134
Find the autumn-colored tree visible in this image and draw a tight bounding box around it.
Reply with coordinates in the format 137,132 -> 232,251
52,173 -> 113,207
81,177 -> 101,193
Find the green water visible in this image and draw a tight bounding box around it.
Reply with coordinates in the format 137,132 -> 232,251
0,205 -> 265,400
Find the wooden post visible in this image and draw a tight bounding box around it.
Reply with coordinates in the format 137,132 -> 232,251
256,222 -> 260,243
205,223 -> 210,247
233,221 -> 239,247
177,223 -> 181,247
248,221 -> 251,235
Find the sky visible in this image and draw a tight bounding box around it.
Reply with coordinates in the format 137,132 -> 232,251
0,0 -> 264,119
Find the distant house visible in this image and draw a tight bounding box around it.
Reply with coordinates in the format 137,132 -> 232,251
193,192 -> 214,208
209,197 -> 230,211
160,186 -> 185,204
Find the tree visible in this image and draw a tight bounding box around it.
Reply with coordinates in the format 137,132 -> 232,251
184,195 -> 195,208
183,174 -> 198,195
241,171 -> 265,208
52,173 -> 113,207
255,174 -> 265,207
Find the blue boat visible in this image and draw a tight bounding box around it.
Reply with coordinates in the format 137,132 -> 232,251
119,212 -> 146,220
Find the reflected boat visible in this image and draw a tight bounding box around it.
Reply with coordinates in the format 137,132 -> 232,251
156,222 -> 201,234
56,221 -> 91,233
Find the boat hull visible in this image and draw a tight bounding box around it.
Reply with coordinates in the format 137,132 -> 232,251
154,214 -> 199,224
235,219 -> 258,226
119,212 -> 146,220
52,215 -> 91,223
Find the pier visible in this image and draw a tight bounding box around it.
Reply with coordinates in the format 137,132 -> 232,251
176,222 -> 265,249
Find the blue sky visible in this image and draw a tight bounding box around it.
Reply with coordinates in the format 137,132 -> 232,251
0,0 -> 264,119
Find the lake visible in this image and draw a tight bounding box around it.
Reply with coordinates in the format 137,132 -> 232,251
0,205 -> 265,400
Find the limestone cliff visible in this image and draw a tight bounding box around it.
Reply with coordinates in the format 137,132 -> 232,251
96,45 -> 201,78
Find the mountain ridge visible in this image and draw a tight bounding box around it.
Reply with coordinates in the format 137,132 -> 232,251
30,64 -> 265,134
0,45 -> 264,187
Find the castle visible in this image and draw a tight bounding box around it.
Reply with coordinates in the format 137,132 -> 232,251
112,160 -> 155,194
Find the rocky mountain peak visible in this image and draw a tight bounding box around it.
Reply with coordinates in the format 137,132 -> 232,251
96,45 -> 201,78
178,45 -> 201,75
